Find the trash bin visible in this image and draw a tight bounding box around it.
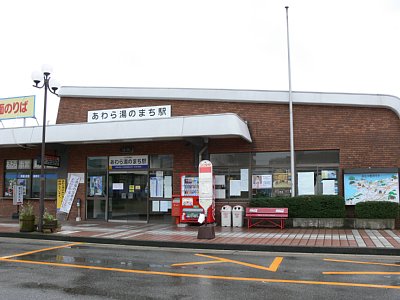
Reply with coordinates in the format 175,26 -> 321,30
220,205 -> 232,227
232,205 -> 244,227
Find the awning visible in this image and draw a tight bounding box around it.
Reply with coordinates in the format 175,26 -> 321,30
0,113 -> 251,147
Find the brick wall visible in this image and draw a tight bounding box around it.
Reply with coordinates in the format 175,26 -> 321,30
1,96 -> 398,221
58,97 -> 400,168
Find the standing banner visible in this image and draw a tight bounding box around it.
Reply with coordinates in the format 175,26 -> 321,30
57,179 -> 66,212
60,175 -> 80,214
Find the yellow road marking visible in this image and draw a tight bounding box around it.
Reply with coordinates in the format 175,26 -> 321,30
196,254 -> 283,272
0,257 -> 399,290
172,260 -> 225,266
173,254 -> 283,272
324,258 -> 400,268
324,271 -> 400,275
0,243 -> 82,259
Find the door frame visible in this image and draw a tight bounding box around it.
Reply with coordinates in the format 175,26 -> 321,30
107,170 -> 149,223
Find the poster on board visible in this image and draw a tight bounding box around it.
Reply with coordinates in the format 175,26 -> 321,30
252,175 -> 272,189
89,176 -> 103,196
298,172 -> 315,195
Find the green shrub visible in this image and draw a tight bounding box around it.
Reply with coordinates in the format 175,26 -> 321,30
355,201 -> 399,219
19,202 -> 34,219
249,195 -> 346,218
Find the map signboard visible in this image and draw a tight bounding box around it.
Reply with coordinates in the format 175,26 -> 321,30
344,173 -> 399,205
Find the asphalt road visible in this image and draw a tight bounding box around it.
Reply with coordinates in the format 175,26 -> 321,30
0,237 -> 399,299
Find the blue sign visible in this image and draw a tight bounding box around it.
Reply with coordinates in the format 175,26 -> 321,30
109,155 -> 149,170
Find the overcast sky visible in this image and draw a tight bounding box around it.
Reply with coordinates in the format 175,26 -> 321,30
1,0 -> 399,126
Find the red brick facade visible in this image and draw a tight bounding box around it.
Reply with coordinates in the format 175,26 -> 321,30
57,96 -> 400,168
1,94 -> 399,222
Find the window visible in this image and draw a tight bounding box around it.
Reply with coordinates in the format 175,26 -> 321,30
296,150 -> 339,166
150,155 -> 173,169
4,159 -> 58,198
295,150 -> 339,196
149,155 -> 174,200
86,157 -> 108,220
211,153 -> 250,167
211,150 -> 340,200
252,152 -> 291,198
211,153 -> 250,200
252,152 -> 290,167
87,157 -> 108,197
149,155 -> 174,223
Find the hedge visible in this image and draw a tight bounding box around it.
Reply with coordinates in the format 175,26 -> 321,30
249,195 -> 346,218
355,201 -> 399,219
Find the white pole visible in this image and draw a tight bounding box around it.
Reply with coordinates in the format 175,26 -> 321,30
285,5 -> 296,197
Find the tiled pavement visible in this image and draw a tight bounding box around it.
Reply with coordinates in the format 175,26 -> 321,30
1,219 -> 400,255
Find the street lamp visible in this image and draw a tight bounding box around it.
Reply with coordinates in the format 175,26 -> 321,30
284,3 -> 296,197
31,65 -> 60,232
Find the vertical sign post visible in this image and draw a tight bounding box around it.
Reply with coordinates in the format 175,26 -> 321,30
197,160 -> 215,239
13,185 -> 24,218
13,185 -> 24,206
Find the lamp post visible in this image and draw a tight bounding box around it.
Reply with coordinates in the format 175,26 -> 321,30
31,65 -> 60,232
285,4 -> 296,197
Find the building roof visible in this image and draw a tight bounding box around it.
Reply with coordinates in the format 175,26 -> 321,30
60,86 -> 400,119
0,113 -> 251,147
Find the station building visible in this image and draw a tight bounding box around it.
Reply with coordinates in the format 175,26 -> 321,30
0,87 -> 399,224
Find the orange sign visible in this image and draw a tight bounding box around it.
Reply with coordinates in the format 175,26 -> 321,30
0,95 -> 35,120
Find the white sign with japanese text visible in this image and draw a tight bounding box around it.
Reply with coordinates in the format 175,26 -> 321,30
109,155 -> 149,170
13,185 -> 24,205
87,105 -> 171,123
60,175 -> 80,214
198,160 -> 213,211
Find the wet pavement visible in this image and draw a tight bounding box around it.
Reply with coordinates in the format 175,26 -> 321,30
1,218 -> 400,255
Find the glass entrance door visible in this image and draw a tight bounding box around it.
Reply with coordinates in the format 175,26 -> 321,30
108,171 -> 148,221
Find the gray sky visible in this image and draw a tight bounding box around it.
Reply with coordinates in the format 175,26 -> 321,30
1,0 -> 400,126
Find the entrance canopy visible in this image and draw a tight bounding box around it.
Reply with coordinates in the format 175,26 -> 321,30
0,113 -> 251,147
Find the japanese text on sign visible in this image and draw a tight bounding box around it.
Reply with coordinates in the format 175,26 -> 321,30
87,105 -> 171,123
109,155 -> 149,170
0,95 -> 35,120
13,185 -> 24,205
57,179 -> 66,211
60,175 -> 80,214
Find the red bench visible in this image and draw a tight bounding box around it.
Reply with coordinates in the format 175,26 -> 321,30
245,207 -> 288,229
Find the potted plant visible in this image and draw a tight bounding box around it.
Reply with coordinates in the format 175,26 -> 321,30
19,202 -> 35,232
42,209 -> 59,232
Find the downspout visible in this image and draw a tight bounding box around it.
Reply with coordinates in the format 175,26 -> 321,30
198,137 -> 209,163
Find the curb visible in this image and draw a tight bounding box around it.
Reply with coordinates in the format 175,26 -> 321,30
1,232 -> 400,256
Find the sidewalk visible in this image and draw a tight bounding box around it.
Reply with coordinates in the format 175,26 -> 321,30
1,218 -> 400,255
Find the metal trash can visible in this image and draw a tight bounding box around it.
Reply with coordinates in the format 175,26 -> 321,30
220,205 -> 232,227
232,205 -> 244,227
